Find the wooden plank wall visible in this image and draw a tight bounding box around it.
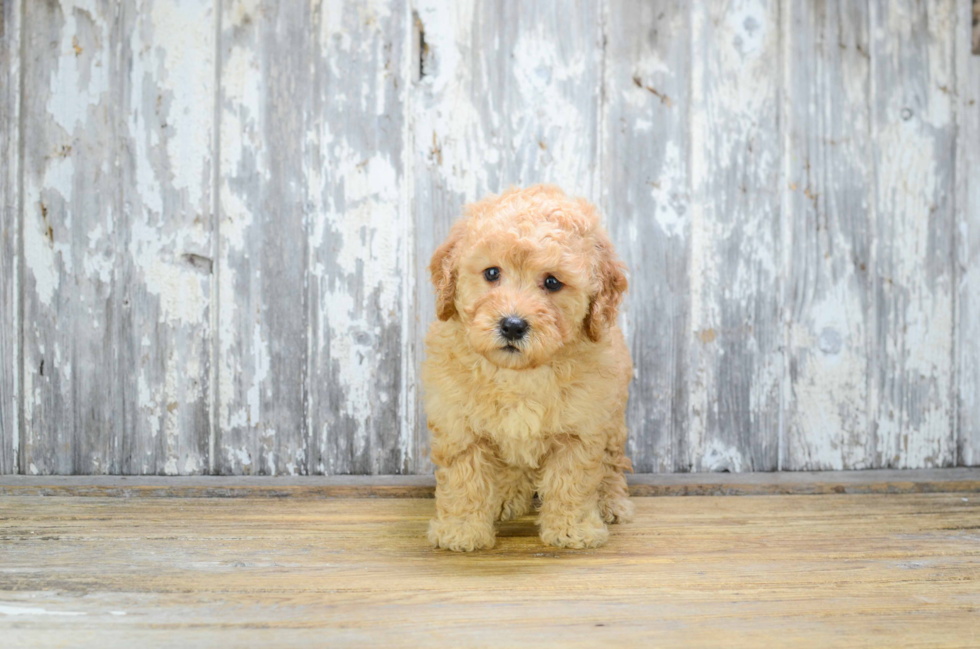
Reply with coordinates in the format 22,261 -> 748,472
0,0 -> 978,475
783,0 -> 875,471
16,0 -> 215,475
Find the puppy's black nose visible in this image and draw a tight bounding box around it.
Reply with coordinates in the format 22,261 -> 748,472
499,316 -> 529,341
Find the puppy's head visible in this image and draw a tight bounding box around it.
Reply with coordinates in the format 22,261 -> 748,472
430,185 -> 627,370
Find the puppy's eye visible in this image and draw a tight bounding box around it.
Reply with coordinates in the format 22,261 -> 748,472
543,275 -> 563,292
483,267 -> 501,282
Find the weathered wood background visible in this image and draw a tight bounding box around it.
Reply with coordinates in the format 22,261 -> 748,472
1,0 -> 978,475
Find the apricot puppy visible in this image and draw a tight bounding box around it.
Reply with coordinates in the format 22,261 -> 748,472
422,184 -> 633,551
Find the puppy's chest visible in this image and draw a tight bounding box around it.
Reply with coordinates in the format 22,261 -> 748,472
467,371 -> 575,463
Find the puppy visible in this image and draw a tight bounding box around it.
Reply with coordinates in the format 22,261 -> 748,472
422,184 -> 633,551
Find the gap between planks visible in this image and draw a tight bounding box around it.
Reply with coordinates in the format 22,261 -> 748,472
1,468 -> 979,499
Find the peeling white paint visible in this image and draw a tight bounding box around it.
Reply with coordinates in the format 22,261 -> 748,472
218,44 -> 262,255
413,1 -> 491,201
955,0 -> 980,465
284,448 -> 305,476
10,0 -> 973,477
398,0 -> 418,472
224,446 -> 251,468
649,142 -> 687,238
138,373 -> 161,439
216,19 -> 265,470
698,439 -> 745,473
130,223 -> 208,326
146,0 -> 214,212
46,0 -> 109,133
23,202 -> 62,308
780,0 -> 876,471
24,155 -> 75,307
510,25 -> 592,192
248,322 -> 269,429
323,149 -> 401,310
871,0 -> 956,469
82,223 -> 112,283
687,0 -> 781,470
323,290 -> 374,447
789,284 -> 871,470
17,0 -> 218,475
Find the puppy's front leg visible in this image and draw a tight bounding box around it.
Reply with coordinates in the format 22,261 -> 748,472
537,437 -> 608,549
428,442 -> 498,552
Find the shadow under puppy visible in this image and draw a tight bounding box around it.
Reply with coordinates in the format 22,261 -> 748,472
423,184 -> 634,551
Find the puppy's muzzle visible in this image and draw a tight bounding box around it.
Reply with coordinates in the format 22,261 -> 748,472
499,316 -> 529,342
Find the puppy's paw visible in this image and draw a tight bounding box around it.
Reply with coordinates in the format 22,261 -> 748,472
428,517 -> 495,552
600,496 -> 634,524
539,520 -> 609,549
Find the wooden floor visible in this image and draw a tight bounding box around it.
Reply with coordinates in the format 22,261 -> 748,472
2,493 -> 979,647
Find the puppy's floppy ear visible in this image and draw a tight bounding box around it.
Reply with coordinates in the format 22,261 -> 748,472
584,230 -> 628,342
429,220 -> 466,321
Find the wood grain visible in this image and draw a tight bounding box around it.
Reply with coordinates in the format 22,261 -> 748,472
19,0 -> 214,475
687,0 -> 782,471
871,0 -> 957,469
2,493 -> 980,646
216,0 -> 312,475
120,0 -> 215,475
21,0 -> 108,474
958,0 -> 980,465
783,1 -> 874,470
216,1 -> 412,476
602,0 -> 690,473
0,0 -> 21,475
307,0 -> 410,475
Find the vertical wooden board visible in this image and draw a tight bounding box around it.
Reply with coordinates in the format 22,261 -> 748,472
120,0 -> 215,474
601,0 -> 690,472
687,1 -> 782,471
307,1 -> 409,475
20,0 -> 215,475
956,0 -> 980,465
783,1 -> 875,470
216,0 -> 312,475
871,0 -> 957,468
0,0 -> 21,474
411,0 -> 602,472
21,0 -> 112,474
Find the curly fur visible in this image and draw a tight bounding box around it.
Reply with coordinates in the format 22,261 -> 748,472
422,185 -> 634,551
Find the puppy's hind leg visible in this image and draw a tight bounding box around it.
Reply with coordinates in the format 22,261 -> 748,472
495,466 -> 535,522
